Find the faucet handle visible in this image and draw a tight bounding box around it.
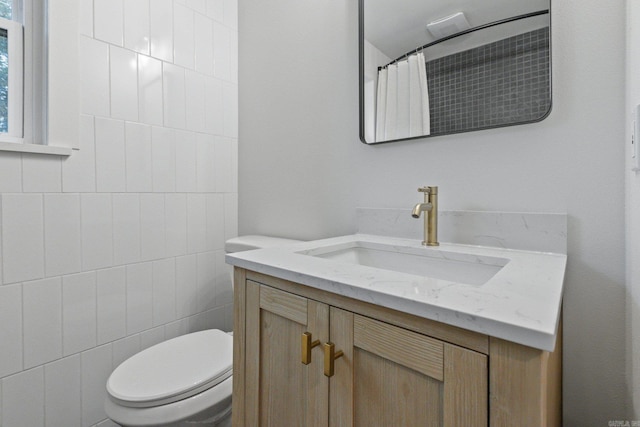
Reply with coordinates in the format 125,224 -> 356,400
418,186 -> 437,194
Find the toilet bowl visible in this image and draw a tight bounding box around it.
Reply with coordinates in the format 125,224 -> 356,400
104,235 -> 301,427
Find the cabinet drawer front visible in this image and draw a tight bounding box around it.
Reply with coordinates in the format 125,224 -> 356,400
258,283 -> 308,325
354,314 -> 444,381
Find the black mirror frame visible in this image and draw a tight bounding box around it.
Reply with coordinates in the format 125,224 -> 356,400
358,0 -> 553,145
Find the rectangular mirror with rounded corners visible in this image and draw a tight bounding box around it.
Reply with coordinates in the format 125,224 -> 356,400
359,0 -> 551,145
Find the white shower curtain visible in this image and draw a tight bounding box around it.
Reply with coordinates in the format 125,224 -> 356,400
375,52 -> 430,142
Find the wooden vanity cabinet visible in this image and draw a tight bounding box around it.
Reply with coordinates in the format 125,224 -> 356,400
232,268 -> 562,427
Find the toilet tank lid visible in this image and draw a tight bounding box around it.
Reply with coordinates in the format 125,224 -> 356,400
225,235 -> 302,253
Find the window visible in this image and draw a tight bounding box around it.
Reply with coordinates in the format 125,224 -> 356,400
0,0 -> 24,141
0,0 -> 78,155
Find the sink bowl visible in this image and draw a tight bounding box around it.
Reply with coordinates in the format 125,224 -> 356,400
300,241 -> 509,286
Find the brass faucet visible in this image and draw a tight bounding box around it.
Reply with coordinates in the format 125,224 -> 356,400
411,186 -> 439,246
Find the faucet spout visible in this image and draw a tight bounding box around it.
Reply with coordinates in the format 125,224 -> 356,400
411,202 -> 432,218
411,186 -> 439,246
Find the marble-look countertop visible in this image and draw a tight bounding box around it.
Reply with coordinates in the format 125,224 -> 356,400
226,234 -> 566,351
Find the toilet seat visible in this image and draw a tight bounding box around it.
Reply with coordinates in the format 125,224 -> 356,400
104,375 -> 232,427
107,329 -> 233,408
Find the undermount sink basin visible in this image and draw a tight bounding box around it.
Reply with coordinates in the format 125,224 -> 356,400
301,241 -> 509,286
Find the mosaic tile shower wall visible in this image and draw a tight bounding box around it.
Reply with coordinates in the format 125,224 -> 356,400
426,27 -> 550,135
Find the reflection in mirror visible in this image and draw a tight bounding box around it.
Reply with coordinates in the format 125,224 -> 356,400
360,0 -> 551,144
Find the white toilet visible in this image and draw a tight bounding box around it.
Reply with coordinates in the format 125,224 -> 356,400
104,235 -> 301,427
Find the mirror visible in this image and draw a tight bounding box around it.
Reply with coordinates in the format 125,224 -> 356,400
359,0 -> 551,144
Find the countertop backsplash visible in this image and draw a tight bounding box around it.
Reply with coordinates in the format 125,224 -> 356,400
356,208 -> 567,254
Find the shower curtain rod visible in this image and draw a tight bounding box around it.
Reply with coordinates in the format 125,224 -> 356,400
379,9 -> 549,69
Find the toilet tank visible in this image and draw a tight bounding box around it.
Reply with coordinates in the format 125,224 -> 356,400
225,236 -> 302,290
225,235 -> 302,253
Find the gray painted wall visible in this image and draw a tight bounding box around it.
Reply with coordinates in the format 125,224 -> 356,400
239,0 -> 628,423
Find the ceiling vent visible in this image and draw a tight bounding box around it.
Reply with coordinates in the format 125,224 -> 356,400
427,12 -> 471,39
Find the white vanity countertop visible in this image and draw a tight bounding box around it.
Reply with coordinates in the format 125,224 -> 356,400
226,234 -> 566,351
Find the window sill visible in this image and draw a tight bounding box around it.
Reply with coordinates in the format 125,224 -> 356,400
0,141 -> 73,156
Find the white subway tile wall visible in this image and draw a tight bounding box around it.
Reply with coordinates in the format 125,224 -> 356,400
174,4 -> 196,70
138,56 -> 164,126
94,118 -> 127,193
0,0 -> 238,425
2,195 -> 46,283
44,194 -> 83,277
0,153 -> 22,192
45,355 -> 82,427
124,0 -> 150,55
23,278 -> 63,369
110,46 -> 140,121
163,63 -> 188,130
165,193 -> 189,256
152,127 -> 178,192
125,262 -> 154,336
96,267 -> 127,345
79,38 -> 110,118
0,285 -> 22,378
62,116 -> 97,193
140,326 -> 168,350
150,0 -> 175,63
94,0 -> 124,46
62,272 -> 98,356
2,367 -> 45,426
81,194 -> 114,271
80,345 -> 113,426
22,155 -> 63,193
112,194 -> 142,265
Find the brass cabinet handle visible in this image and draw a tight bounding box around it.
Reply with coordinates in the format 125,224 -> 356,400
323,342 -> 344,377
301,332 -> 320,365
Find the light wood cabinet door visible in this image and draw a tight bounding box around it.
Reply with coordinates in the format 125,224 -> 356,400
244,281 -> 329,427
329,308 -> 488,427
241,280 -> 488,427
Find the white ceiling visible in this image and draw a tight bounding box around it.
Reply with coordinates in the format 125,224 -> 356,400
365,0 -> 550,61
